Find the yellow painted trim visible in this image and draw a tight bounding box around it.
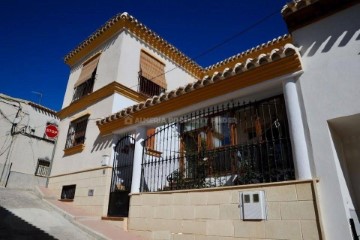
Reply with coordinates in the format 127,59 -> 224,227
99,55 -> 302,135
57,82 -> 147,120
70,112 -> 91,122
145,148 -> 162,158
50,166 -> 112,178
63,144 -> 85,156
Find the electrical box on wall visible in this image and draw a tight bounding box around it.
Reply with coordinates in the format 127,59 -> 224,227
240,191 -> 266,220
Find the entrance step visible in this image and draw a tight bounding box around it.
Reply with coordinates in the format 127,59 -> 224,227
101,216 -> 128,231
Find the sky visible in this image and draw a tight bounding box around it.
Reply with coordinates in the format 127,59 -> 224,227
0,0 -> 289,111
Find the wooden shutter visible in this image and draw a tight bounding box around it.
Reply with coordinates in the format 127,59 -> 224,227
74,54 -> 101,87
140,50 -> 167,89
146,128 -> 156,149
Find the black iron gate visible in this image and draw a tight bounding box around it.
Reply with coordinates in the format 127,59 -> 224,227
107,135 -> 135,217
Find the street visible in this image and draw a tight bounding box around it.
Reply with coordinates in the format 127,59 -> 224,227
0,188 -> 95,240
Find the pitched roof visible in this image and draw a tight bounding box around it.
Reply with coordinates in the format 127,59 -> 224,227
64,12 -> 203,78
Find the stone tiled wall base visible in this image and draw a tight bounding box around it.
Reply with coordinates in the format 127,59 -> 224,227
128,180 -> 323,240
48,167 -> 112,216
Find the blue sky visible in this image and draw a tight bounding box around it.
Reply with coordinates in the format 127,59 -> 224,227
0,0 -> 289,111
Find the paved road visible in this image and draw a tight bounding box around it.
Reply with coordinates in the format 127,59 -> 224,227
0,187 -> 96,240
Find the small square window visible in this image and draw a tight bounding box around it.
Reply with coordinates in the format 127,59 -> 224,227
253,193 -> 259,203
244,194 -> 250,203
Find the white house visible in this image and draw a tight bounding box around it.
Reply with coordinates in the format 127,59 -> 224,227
48,0 -> 360,239
0,93 -> 58,189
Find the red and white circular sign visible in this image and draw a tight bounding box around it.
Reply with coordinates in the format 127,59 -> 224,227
45,124 -> 58,139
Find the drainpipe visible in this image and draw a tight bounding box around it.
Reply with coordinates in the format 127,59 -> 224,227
46,138 -> 57,188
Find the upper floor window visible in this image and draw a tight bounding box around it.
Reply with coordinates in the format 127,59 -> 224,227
65,115 -> 89,149
72,53 -> 101,102
138,50 -> 167,97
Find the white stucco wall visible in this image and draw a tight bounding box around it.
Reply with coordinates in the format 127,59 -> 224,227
62,30 -> 197,110
52,95 -> 114,176
0,95 -> 57,188
292,4 -> 360,240
61,33 -> 124,109
117,31 -> 198,92
54,27 -> 200,176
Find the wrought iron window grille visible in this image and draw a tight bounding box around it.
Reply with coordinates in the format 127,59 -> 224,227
65,115 -> 89,149
138,72 -> 166,98
72,74 -> 96,102
61,184 -> 76,200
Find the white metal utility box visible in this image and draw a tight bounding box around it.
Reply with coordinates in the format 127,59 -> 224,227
240,190 -> 266,220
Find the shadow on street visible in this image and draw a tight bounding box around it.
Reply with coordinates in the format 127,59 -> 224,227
0,205 -> 57,240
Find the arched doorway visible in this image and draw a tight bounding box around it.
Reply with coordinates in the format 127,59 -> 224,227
107,135 -> 135,217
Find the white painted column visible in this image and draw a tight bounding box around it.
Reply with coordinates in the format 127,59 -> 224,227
131,126 -> 147,193
283,78 -> 312,179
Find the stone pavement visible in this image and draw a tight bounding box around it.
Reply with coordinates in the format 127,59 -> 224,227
0,187 -> 144,240
36,186 -> 143,240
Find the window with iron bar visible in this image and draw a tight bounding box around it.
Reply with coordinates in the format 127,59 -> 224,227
34,159 -> 50,177
72,76 -> 95,102
65,115 -> 89,149
138,75 -> 165,97
61,184 -> 76,200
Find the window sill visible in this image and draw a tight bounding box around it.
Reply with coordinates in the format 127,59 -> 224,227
145,148 -> 162,157
63,144 -> 85,156
58,199 -> 74,202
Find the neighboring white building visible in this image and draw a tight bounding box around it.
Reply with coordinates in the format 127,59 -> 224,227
0,93 -> 58,189
48,1 -> 360,239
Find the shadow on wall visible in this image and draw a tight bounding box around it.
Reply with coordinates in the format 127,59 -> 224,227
0,205 -> 56,239
295,6 -> 360,58
91,134 -> 114,153
301,27 -> 360,57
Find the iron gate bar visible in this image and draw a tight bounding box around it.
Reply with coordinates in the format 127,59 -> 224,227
108,135 -> 135,217
140,95 -> 295,192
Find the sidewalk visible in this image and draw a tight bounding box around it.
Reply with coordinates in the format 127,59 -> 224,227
36,186 -> 143,240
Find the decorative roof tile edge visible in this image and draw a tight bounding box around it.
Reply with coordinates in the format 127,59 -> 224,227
205,34 -> 291,71
63,12 -> 203,75
96,43 -> 299,126
281,0 -> 319,17
64,12 -> 294,80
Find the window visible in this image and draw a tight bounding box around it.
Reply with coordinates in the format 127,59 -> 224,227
65,115 -> 89,149
72,53 -> 101,102
181,113 -> 235,175
61,185 -> 76,200
139,76 -> 165,97
35,159 -> 50,177
138,50 -> 167,97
